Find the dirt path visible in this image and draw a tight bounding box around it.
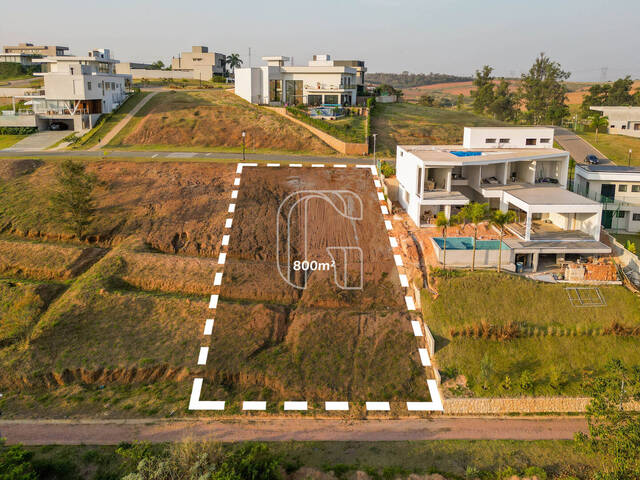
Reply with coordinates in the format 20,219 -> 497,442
0,417 -> 587,445
89,92 -> 158,151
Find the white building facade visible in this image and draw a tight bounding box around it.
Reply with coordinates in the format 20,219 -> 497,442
590,106 -> 640,138
574,164 -> 640,233
8,48 -> 132,130
235,55 -> 358,106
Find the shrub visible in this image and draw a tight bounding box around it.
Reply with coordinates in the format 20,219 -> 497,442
520,370 -> 534,392
380,161 -> 395,177
0,126 -> 38,135
524,466 -> 548,480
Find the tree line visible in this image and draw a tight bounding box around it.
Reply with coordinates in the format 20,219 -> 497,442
367,72 -> 472,88
470,53 -> 571,125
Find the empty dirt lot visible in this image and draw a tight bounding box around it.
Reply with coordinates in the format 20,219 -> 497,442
200,167 -> 433,405
108,90 -> 335,154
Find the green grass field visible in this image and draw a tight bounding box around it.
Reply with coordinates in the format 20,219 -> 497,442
21,440 -> 599,479
424,271 -> 640,397
578,131 -> 640,166
73,91 -> 150,149
371,103 -> 508,157
0,134 -> 27,149
287,107 -> 368,143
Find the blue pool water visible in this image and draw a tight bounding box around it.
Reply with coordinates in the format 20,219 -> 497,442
433,237 -> 508,250
450,151 -> 482,157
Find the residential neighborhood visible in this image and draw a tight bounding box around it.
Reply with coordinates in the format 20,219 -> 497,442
1,1 -> 640,478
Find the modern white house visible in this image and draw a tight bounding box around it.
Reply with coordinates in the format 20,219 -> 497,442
590,106 -> 640,138
574,164 -> 640,232
235,54 -> 359,106
396,127 -> 609,271
1,48 -> 131,131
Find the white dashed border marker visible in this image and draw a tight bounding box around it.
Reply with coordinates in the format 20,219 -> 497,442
366,402 -> 390,411
384,220 -> 393,230
389,237 -> 398,248
325,401 -> 349,411
418,348 -> 431,366
393,254 -> 403,266
197,347 -> 209,365
243,401 -> 267,411
204,319 -> 214,335
209,294 -> 219,309
411,320 -> 423,336
289,163 -> 302,167
381,205 -> 389,215
311,163 -> 325,168
217,252 -> 227,265
189,379 -> 225,410
221,235 -> 230,246
267,163 -> 280,167
231,190 -> 238,199
399,274 -> 409,288
214,272 -> 223,286
228,203 -> 236,213
284,401 -> 308,411
334,164 -> 347,168
234,178 -> 241,186
374,179 -> 381,188
377,192 -> 385,201
225,218 -> 233,228
405,296 -> 416,311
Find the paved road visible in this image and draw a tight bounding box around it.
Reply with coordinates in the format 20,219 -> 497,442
0,147 -> 375,165
554,127 -> 612,165
90,92 -> 159,151
0,417 -> 587,445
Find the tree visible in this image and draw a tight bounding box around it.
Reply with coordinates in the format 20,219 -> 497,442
49,159 -> 97,239
471,65 -> 495,115
489,78 -> 517,121
519,53 -> 570,125
590,114 -> 609,143
149,60 -> 165,70
225,53 -> 243,77
0,440 -> 37,480
456,93 -> 465,110
418,94 -> 435,107
456,202 -> 490,271
575,360 -> 640,479
580,76 -> 636,117
435,211 -> 458,271
489,210 -> 517,272
607,76 -> 635,106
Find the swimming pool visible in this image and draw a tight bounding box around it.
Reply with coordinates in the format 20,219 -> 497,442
433,237 -> 508,250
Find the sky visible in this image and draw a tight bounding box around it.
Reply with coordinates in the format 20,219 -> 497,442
2,0 -> 639,82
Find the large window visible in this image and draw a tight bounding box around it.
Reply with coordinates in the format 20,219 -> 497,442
323,94 -> 338,105
269,80 -> 282,102
308,94 -> 322,106
284,80 -> 303,105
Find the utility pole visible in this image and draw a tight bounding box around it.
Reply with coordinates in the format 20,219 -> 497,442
248,47 -> 251,68
629,149 -> 633,167
242,131 -> 246,160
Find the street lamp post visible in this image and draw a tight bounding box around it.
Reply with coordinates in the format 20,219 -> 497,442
242,131 -> 246,161
629,149 -> 633,167
372,133 -> 378,173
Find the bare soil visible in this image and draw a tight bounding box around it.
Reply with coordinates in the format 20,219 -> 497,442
203,167 -> 428,402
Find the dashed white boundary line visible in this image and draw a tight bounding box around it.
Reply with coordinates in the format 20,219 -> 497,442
190,162 -> 443,412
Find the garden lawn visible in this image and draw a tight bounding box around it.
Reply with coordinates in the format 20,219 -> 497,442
613,232 -> 640,255
287,107 -> 367,143
424,271 -> 640,397
579,131 -> 640,166
0,134 -> 27,149
371,102 -> 508,157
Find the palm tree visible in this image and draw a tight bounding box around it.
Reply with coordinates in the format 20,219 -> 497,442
589,114 -> 608,143
225,53 -> 243,77
489,210 -> 517,273
456,202 -> 490,271
435,211 -> 458,271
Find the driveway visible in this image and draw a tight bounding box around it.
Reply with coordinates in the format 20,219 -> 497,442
1,131 -> 69,152
0,417 -> 588,445
554,127 -> 612,165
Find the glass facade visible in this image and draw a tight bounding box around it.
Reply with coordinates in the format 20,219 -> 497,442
285,80 -> 303,105
308,95 -> 322,106
269,80 -> 282,102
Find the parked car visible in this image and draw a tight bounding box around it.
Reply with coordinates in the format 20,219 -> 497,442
585,154 -> 599,164
49,122 -> 68,131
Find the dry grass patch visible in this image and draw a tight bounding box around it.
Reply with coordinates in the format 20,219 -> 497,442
110,90 -> 334,154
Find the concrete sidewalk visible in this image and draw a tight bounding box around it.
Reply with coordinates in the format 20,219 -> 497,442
89,91 -> 158,151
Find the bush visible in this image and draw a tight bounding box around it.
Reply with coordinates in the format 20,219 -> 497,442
0,126 -> 38,135
380,161 -> 395,177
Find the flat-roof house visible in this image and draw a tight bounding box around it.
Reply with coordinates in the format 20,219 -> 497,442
1,48 -> 131,131
574,164 -> 640,232
170,46 -> 226,81
235,54 -> 358,106
590,106 -> 640,138
1,42 -> 69,66
397,127 -> 609,271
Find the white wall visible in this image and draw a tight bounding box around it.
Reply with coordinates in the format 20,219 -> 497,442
234,67 -> 263,104
463,127 -> 555,149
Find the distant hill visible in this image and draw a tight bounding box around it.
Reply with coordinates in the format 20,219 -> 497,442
366,72 -> 473,88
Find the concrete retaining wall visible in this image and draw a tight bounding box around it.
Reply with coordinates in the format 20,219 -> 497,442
601,228 -> 640,285
266,106 -> 369,155
443,397 -> 640,414
130,69 -> 195,80
431,237 -> 513,267
0,114 -> 37,127
0,87 -> 31,97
